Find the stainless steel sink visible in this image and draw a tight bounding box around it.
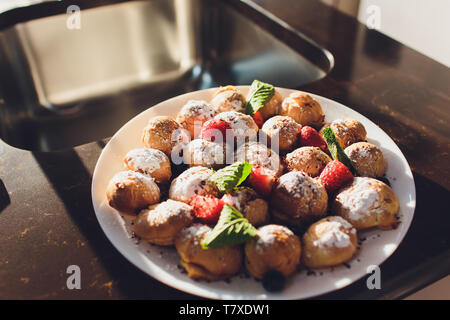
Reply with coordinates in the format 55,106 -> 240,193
0,0 -> 333,151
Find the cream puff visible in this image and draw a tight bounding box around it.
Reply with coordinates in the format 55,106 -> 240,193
210,86 -> 247,113
332,177 -> 399,230
133,199 -> 194,246
176,100 -> 217,139
245,224 -> 301,279
285,146 -> 331,177
320,119 -> 367,149
168,166 -> 217,203
123,148 -> 172,184
261,115 -> 302,152
106,171 -> 160,214
235,141 -> 282,175
175,223 -> 243,281
183,139 -> 230,170
141,116 -> 190,156
279,92 -> 325,127
271,171 -> 328,228
302,216 -> 357,268
257,90 -> 283,120
344,142 -> 387,177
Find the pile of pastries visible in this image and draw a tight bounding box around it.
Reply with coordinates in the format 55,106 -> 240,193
105,85 -> 400,290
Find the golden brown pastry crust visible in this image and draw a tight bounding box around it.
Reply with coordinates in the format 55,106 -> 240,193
261,115 -> 302,152
320,119 -> 367,149
344,142 -> 387,177
221,187 -> 269,227
332,177 -> 399,230
141,116 -> 189,156
133,200 -> 194,246
106,171 -> 160,214
168,166 -> 217,203
210,86 -> 247,113
235,141 -> 282,175
258,90 -> 283,120
123,148 -> 172,184
271,171 -> 328,228
302,216 -> 358,268
176,100 -> 217,139
245,224 -> 301,279
279,92 -> 325,127
183,139 -> 230,170
285,146 -> 331,177
175,224 -> 243,281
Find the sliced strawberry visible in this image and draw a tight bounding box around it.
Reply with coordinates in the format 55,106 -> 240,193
319,160 -> 354,191
190,195 -> 225,224
200,119 -> 231,144
249,165 -> 277,197
300,126 -> 328,153
252,110 -> 264,128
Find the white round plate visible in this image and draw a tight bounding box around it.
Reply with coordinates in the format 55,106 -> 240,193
91,87 -> 416,299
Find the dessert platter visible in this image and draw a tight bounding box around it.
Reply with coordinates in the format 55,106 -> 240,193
91,82 -> 416,299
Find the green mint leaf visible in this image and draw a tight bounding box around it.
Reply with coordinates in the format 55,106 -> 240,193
209,161 -> 252,193
322,127 -> 357,175
201,205 -> 257,249
245,80 -> 275,115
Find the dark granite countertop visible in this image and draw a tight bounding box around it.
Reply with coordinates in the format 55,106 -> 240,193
0,0 -> 449,299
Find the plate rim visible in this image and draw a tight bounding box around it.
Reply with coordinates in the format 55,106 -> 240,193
91,86 -> 416,299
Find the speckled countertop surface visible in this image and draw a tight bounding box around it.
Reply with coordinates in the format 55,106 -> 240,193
0,0 -> 449,299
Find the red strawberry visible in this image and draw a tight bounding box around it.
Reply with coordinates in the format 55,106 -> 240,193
190,195 -> 225,224
300,126 -> 328,153
200,119 -> 231,144
252,111 -> 264,128
249,165 -> 277,197
319,160 -> 354,191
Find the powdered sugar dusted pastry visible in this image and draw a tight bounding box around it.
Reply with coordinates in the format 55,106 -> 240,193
176,100 -> 217,139
141,116 -> 190,156
106,171 -> 160,214
210,85 -> 247,113
133,199 -> 194,246
271,171 -> 328,228
285,146 -> 331,177
221,187 -> 269,227
257,90 -> 283,120
175,223 -> 243,281
332,177 -> 399,230
344,142 -> 387,177
214,111 -> 258,146
124,148 -> 172,184
302,216 -> 357,268
169,166 -> 217,203
245,224 -> 301,279
183,139 -> 230,170
279,92 -> 324,127
261,115 -> 302,152
320,119 -> 367,149
235,141 -> 282,175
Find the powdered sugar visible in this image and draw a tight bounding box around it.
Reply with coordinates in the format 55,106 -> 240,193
313,217 -> 355,249
335,177 -> 384,221
215,111 -> 258,142
277,171 -> 322,200
169,166 -> 213,202
255,225 -> 294,253
110,170 -> 157,190
124,148 -> 168,173
145,199 -> 193,224
179,100 -> 216,119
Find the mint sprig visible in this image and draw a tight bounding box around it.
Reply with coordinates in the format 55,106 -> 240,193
201,205 -> 257,249
322,127 -> 357,175
245,80 -> 275,115
209,161 -> 252,193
